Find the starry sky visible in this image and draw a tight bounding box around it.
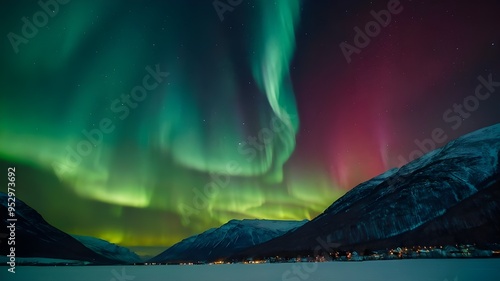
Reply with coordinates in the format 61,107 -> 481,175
1,0 -> 499,256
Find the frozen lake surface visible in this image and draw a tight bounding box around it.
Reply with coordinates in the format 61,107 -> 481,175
3,259 -> 500,281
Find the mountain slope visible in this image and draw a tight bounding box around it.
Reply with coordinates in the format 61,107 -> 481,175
72,235 -> 142,264
0,193 -> 117,264
237,124 -> 500,258
151,219 -> 307,263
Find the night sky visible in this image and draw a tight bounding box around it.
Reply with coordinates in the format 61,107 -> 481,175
1,0 -> 499,256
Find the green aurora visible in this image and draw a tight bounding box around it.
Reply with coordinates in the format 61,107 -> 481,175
0,0 -> 343,255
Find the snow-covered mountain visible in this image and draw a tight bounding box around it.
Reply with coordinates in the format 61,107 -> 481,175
72,235 -> 142,264
150,219 -> 307,263
237,123 -> 500,258
0,193 -> 117,264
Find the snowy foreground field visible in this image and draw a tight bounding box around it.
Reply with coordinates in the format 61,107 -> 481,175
3,259 -> 500,281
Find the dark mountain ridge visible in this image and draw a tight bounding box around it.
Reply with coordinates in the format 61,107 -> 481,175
234,124 -> 500,259
0,193 -> 118,264
150,219 -> 307,263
